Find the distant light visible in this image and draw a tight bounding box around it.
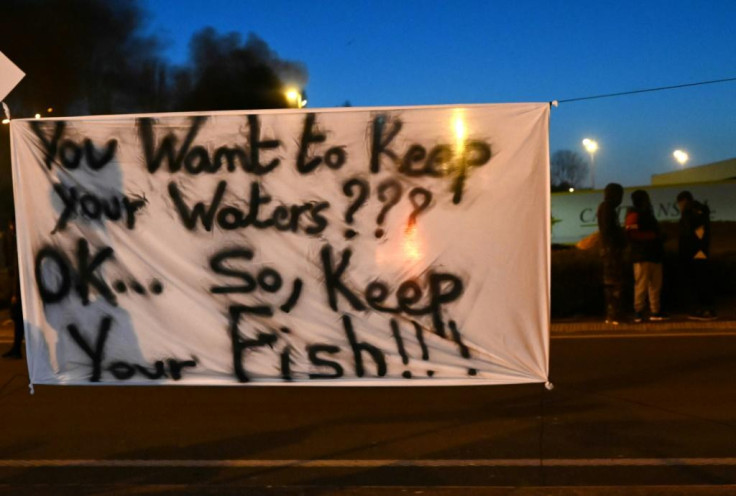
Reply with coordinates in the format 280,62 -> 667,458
582,138 -> 599,154
582,138 -> 599,190
285,89 -> 299,103
569,187 -> 575,193
284,88 -> 306,108
34,113 -> 41,119
47,107 -> 54,113
673,149 -> 689,166
1,119 -> 9,125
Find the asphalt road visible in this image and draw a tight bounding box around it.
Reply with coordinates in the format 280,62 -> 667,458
1,325 -> 735,495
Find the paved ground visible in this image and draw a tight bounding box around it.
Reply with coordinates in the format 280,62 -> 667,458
1,312 -> 735,495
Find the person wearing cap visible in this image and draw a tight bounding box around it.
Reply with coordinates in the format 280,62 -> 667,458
625,190 -> 668,322
597,183 -> 626,325
676,191 -> 716,320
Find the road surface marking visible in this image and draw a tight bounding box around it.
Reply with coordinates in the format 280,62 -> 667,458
2,458 -> 736,468
553,331 -> 736,339
551,320 -> 736,332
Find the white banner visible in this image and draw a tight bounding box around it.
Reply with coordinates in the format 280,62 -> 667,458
11,104 -> 550,386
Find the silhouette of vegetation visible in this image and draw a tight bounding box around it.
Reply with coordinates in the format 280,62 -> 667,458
0,0 -> 309,220
173,28 -> 307,111
551,149 -> 589,191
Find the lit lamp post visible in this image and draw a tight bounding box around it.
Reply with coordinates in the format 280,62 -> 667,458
582,138 -> 599,190
285,88 -> 307,109
673,149 -> 689,167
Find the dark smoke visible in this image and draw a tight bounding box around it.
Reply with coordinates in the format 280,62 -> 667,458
0,0 -> 309,116
172,28 -> 308,111
1,0 -> 166,116
0,0 -> 308,220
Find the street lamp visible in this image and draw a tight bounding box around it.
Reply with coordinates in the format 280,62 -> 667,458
285,88 -> 307,109
673,149 -> 689,167
582,138 -> 599,190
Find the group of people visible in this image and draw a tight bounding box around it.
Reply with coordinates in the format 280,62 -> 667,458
597,183 -> 716,324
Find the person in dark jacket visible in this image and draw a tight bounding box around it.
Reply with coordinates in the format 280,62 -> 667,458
2,219 -> 23,359
625,190 -> 667,322
676,191 -> 716,320
597,183 -> 626,324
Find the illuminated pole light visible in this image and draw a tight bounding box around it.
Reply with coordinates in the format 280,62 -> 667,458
673,149 -> 689,166
582,138 -> 599,190
285,89 -> 299,104
569,187 -> 575,193
34,113 -> 41,119
285,88 -> 306,109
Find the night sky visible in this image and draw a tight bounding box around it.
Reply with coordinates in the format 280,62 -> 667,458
146,0 -> 736,187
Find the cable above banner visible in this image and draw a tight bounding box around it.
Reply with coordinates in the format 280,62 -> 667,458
11,103 -> 550,386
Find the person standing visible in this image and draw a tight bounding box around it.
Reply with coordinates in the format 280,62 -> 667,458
676,191 -> 716,320
625,190 -> 668,322
597,183 -> 626,325
2,219 -> 23,359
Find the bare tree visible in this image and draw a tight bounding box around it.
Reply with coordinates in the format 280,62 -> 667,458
550,150 -> 589,191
